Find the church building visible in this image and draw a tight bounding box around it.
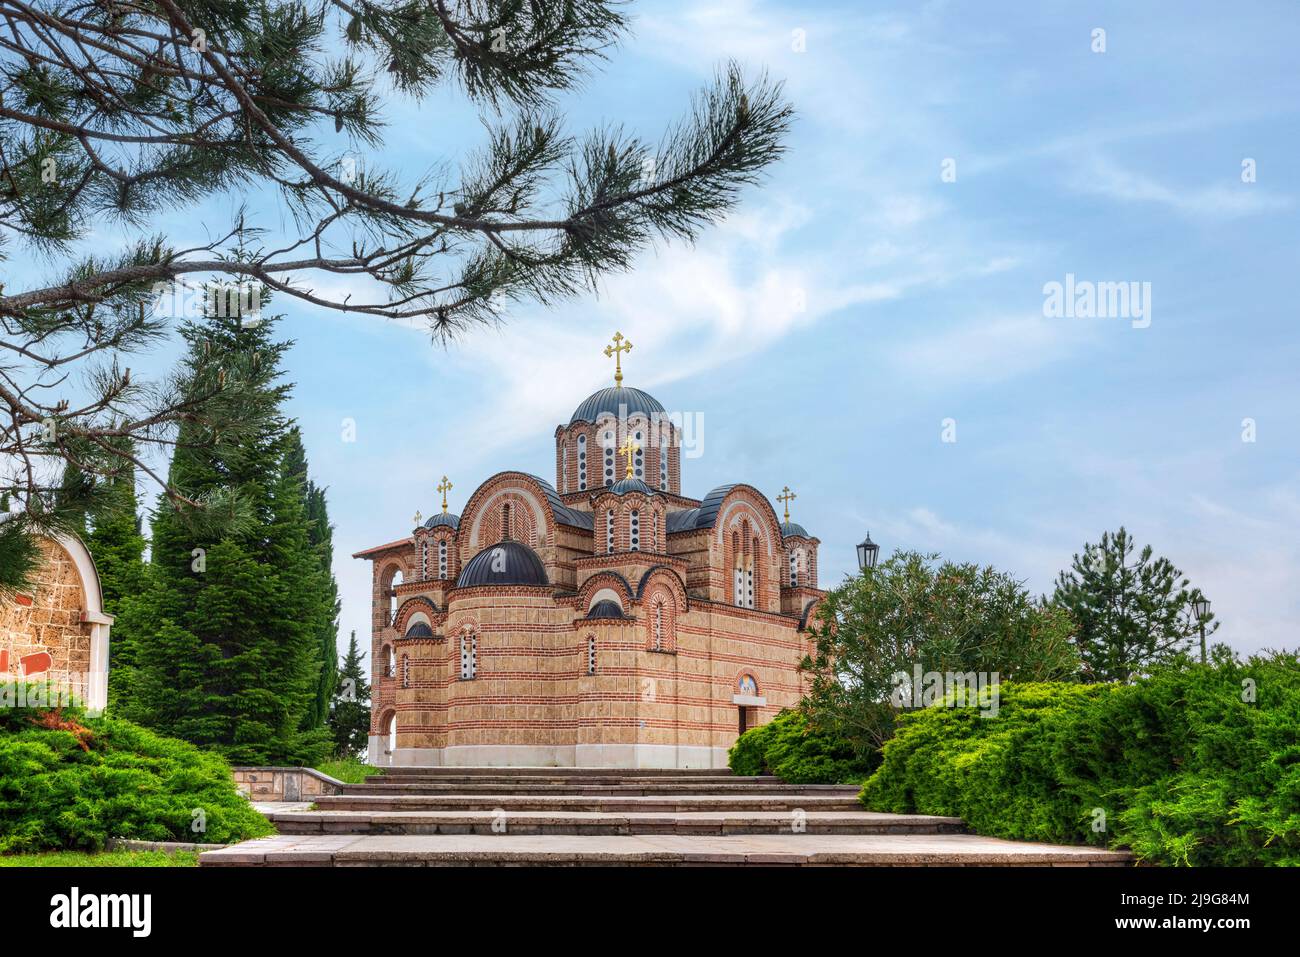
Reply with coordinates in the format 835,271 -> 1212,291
353,333 -> 825,768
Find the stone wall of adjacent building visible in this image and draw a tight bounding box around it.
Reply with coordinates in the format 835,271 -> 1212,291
231,767 -> 346,802
0,537 -> 91,688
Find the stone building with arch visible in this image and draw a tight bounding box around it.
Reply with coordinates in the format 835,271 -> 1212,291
0,530 -> 112,712
353,348 -> 824,768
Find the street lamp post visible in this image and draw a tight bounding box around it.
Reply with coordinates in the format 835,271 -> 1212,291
857,532 -> 879,572
1193,598 -> 1212,663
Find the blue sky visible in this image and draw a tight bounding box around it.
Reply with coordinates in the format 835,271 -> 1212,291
23,0 -> 1300,660
278,0 -> 1300,658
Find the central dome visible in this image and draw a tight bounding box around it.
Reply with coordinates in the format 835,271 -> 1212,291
570,386 -> 665,425
456,540 -> 549,588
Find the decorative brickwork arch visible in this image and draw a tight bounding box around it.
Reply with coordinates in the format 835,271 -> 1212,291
576,571 -> 634,613
394,596 -> 439,634
461,472 -> 559,552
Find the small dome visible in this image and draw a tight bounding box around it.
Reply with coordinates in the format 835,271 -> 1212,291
404,621 -> 434,638
570,386 -> 665,425
586,600 -> 625,619
424,512 -> 461,530
781,521 -> 810,539
456,540 -> 549,588
609,477 -> 653,496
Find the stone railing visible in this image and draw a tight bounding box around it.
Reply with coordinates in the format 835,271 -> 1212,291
232,766 -> 347,802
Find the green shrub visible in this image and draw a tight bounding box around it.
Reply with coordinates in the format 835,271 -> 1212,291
860,652 -> 1300,866
728,710 -> 873,784
0,691 -> 275,853
313,755 -> 380,784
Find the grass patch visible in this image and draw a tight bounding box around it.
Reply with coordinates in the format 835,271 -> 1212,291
0,849 -> 200,867
313,755 -> 381,784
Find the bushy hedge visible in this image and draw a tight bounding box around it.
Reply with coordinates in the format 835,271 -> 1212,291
0,693 -> 275,853
728,710 -> 874,784
860,653 -> 1300,866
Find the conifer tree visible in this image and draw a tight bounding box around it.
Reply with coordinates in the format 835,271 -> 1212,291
329,631 -> 371,758
283,428 -> 340,729
114,310 -> 330,763
1051,527 -> 1218,682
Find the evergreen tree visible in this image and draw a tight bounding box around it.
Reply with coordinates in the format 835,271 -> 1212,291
284,428 -> 340,729
114,310 -> 330,764
84,451 -> 147,614
1051,527 -> 1218,682
329,632 -> 372,758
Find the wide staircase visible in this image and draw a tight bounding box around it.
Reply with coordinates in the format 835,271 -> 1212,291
200,767 -> 1132,866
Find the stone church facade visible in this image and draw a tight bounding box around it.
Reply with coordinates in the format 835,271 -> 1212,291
354,337 -> 825,768
0,531 -> 112,712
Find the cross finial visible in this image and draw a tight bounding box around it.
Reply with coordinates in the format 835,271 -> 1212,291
603,331 -> 633,387
618,435 -> 639,479
412,509 -> 423,527
777,486 -> 797,523
437,475 -> 453,514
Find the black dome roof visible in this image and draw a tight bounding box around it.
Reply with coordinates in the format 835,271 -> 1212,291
404,621 -> 434,638
456,540 -> 549,588
609,477 -> 653,496
424,512 -> 460,530
570,387 -> 665,425
781,521 -> 810,539
586,599 -> 625,619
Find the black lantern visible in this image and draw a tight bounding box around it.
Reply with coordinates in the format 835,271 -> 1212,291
857,532 -> 879,571
1193,597 -> 1211,664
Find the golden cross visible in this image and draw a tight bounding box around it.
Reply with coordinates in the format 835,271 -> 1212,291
618,435 -> 640,479
437,475 -> 453,514
603,331 -> 633,387
777,486 -> 797,523
412,509 -> 423,527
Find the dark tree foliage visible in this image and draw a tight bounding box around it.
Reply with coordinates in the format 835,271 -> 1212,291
111,311 -> 331,764
328,629 -> 370,758
0,0 -> 791,590
283,426 -> 339,728
1051,527 -> 1218,682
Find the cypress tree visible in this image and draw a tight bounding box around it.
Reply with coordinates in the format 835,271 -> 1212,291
329,631 -> 372,758
283,428 -> 340,729
114,310 -> 330,764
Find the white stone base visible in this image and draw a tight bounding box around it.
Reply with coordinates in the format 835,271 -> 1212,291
378,743 -> 731,769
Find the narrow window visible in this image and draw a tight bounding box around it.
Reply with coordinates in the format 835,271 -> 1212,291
460,633 -> 477,680
420,540 -> 429,579
630,509 -> 640,551
654,602 -> 664,651
560,442 -> 568,492
633,430 -> 644,478
578,434 -> 588,490
603,429 -> 615,486
401,653 -> 410,689
607,509 -> 615,553
439,540 -> 448,579
587,636 -> 597,675
659,439 -> 669,490
789,551 -> 799,587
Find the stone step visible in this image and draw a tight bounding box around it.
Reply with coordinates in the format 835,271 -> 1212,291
363,774 -> 752,786
199,832 -> 1134,867
375,766 -> 735,778
340,781 -> 862,797
268,808 -> 964,836
313,794 -> 865,813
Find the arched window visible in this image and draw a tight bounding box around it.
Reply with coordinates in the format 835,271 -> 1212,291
602,427 -> 615,487
587,635 -> 597,675
659,438 -> 669,490
652,512 -> 659,552
438,539 -> 448,579
646,590 -> 675,653
560,442 -> 568,492
749,536 -> 760,609
732,531 -> 743,606
387,568 -> 403,623
459,631 -> 477,680
420,539 -> 429,579
606,509 -> 615,553
629,509 -> 640,551
789,550 -> 799,587
386,713 -> 397,757
633,428 -> 644,478
401,653 -> 410,689
382,643 -> 396,678
578,434 -> 588,490
501,502 -> 511,540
